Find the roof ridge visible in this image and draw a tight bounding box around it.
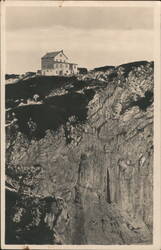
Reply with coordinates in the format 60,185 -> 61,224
42,50 -> 69,60
42,50 -> 64,59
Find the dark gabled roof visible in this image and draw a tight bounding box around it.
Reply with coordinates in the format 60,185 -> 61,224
42,50 -> 68,59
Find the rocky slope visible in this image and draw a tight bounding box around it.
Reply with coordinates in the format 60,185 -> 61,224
5,61 -> 153,244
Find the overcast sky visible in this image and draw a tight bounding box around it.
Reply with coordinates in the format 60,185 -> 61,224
6,6 -> 154,74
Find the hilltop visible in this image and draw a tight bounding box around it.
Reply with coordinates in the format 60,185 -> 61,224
5,60 -> 153,244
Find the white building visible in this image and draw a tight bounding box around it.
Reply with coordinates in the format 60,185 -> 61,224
41,50 -> 78,76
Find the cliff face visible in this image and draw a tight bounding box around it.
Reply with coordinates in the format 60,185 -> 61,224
6,61 -> 153,244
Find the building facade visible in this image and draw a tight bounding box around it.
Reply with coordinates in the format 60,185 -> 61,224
41,50 -> 78,76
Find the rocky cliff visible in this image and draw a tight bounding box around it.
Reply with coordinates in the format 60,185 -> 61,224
5,61 -> 153,244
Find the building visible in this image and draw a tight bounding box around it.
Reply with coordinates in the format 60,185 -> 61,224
41,50 -> 78,76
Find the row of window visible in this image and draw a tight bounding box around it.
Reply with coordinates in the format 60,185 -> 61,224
54,63 -> 68,69
55,59 -> 66,63
53,64 -> 77,69
43,63 -> 77,70
45,69 -> 69,74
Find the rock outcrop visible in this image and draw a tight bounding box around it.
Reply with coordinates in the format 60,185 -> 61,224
5,61 -> 153,244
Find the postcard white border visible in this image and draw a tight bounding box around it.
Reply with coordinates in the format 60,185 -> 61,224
1,1 -> 161,250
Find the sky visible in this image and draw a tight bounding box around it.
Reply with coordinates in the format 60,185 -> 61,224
6,6 -> 154,74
